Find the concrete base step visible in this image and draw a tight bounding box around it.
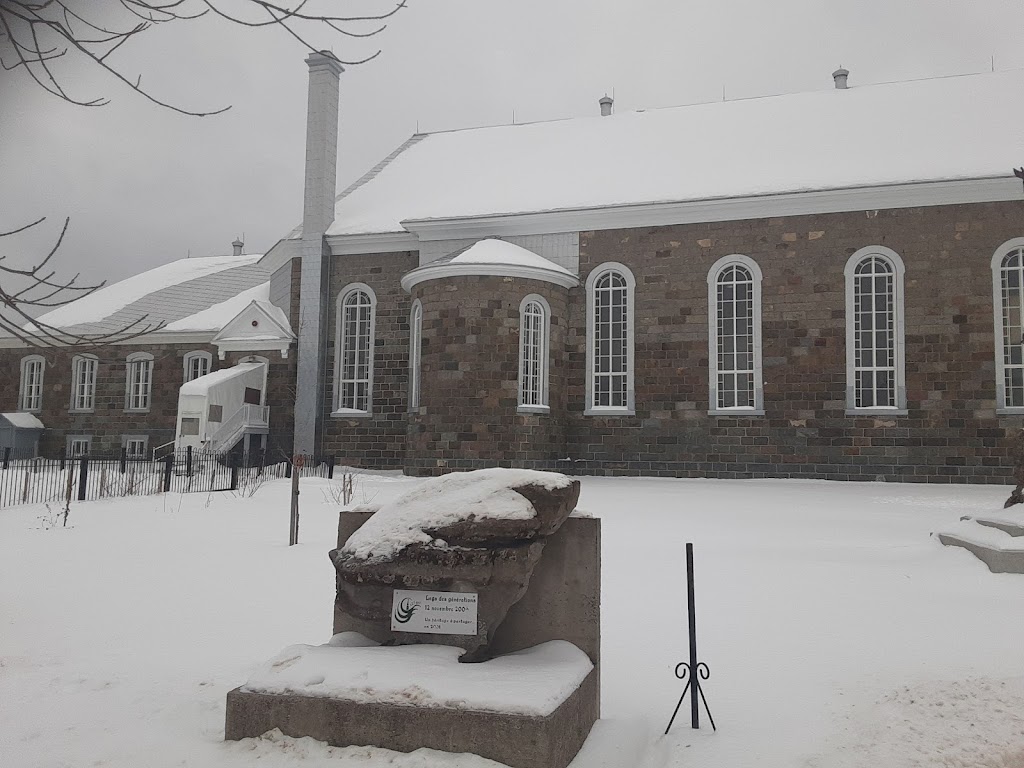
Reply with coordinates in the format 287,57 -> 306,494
963,514 -> 1024,537
935,519 -> 1024,574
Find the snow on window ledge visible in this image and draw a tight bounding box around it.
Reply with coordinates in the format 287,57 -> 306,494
331,408 -> 372,419
708,408 -> 765,417
844,408 -> 908,417
583,407 -> 635,417
517,404 -> 550,415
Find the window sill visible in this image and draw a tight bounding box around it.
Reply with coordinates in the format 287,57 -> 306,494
331,409 -> 372,419
708,408 -> 765,417
69,408 -> 94,414
845,408 -> 908,417
584,407 -> 635,417
996,408 -> 1024,416
125,408 -> 151,414
517,405 -> 550,415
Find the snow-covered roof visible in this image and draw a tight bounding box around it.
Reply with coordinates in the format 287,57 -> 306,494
316,70 -> 1024,236
445,239 -> 574,274
30,254 -> 271,337
165,282 -> 271,332
1,412 -> 44,430
179,362 -> 264,396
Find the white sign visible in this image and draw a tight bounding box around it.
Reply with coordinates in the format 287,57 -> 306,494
390,589 -> 478,635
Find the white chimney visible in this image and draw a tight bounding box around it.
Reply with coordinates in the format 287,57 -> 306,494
232,238 -> 244,257
599,94 -> 613,117
294,50 -> 343,456
832,67 -> 849,90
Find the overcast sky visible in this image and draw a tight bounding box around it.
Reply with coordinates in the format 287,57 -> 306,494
2,0 -> 1023,289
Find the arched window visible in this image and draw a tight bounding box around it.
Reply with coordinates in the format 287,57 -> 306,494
125,352 -> 154,411
183,350 -> 212,383
845,246 -> 906,413
519,295 -> 550,411
992,238 -> 1024,411
334,283 -> 376,415
70,354 -> 98,412
708,255 -> 763,414
585,263 -> 635,414
408,300 -> 422,411
19,355 -> 45,412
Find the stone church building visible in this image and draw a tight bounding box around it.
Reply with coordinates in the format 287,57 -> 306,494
2,54 -> 1023,483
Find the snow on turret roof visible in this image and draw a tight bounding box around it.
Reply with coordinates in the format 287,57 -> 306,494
29,254 -> 270,336
318,70 -> 1024,236
442,239 -> 575,274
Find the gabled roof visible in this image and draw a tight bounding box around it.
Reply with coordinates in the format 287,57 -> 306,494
211,298 -> 294,359
29,254 -> 271,337
316,70 -> 1024,237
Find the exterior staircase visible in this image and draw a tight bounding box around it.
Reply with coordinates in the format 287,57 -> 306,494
207,404 -> 270,454
934,510 -> 1024,573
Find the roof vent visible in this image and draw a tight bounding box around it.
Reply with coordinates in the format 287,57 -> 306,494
232,238 -> 244,257
832,67 -> 849,90
599,94 -> 613,117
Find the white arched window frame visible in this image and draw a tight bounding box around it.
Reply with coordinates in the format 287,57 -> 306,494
707,255 -> 764,415
183,350 -> 212,383
70,354 -> 98,412
19,354 -> 45,412
125,352 -> 154,412
844,246 -> 907,414
408,300 -> 423,411
333,283 -> 376,416
992,238 -> 1024,413
585,262 -> 635,415
518,294 -> 551,413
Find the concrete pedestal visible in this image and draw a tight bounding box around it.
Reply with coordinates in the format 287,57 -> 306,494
225,666 -> 598,768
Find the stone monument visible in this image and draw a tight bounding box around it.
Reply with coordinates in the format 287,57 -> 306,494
225,468 -> 601,768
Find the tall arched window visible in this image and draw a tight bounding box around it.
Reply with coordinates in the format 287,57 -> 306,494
183,350 -> 212,383
334,283 -> 376,415
519,295 -> 550,411
586,263 -> 635,414
125,352 -> 154,411
845,246 -> 906,413
19,355 -> 45,412
992,238 -> 1024,411
70,354 -> 98,412
409,299 -> 422,411
708,255 -> 764,414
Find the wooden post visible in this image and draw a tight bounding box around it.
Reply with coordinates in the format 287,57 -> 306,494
289,454 -> 303,545
163,454 -> 173,492
328,454 -> 336,480
77,456 -> 89,501
230,459 -> 239,491
2,447 -> 9,469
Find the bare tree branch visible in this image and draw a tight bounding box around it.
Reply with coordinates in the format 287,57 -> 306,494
0,217 -> 166,350
0,0 -> 406,116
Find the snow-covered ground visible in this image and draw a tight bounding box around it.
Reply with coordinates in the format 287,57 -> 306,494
2,474 -> 1023,767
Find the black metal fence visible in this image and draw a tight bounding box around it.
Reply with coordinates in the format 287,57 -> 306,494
0,447 -> 339,509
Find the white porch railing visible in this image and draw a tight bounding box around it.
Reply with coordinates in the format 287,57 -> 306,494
207,404 -> 270,454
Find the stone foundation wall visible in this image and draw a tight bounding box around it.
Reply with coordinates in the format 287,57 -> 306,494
564,200 -> 1024,482
321,251 -> 419,468
405,275 -> 569,476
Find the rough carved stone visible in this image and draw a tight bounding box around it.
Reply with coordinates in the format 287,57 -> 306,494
329,470 -> 580,662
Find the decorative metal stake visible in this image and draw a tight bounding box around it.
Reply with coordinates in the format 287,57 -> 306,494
665,542 -> 716,734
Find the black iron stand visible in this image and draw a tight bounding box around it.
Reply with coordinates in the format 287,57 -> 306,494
665,542 -> 716,734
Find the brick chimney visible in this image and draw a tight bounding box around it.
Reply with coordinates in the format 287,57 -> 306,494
832,67 -> 849,90
294,50 -> 343,456
599,95 -> 613,116
232,238 -> 244,257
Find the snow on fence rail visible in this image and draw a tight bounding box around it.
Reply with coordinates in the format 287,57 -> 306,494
0,449 -> 338,509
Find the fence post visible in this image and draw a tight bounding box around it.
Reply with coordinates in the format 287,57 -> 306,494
230,458 -> 239,491
328,454 -> 336,480
257,449 -> 266,478
120,447 -> 127,474
77,456 -> 89,501
163,454 -> 173,492
60,454 -> 66,471
185,445 -> 193,477
2,447 -> 9,469
285,459 -> 292,479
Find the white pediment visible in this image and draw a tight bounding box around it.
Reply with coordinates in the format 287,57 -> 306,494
212,300 -> 295,360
